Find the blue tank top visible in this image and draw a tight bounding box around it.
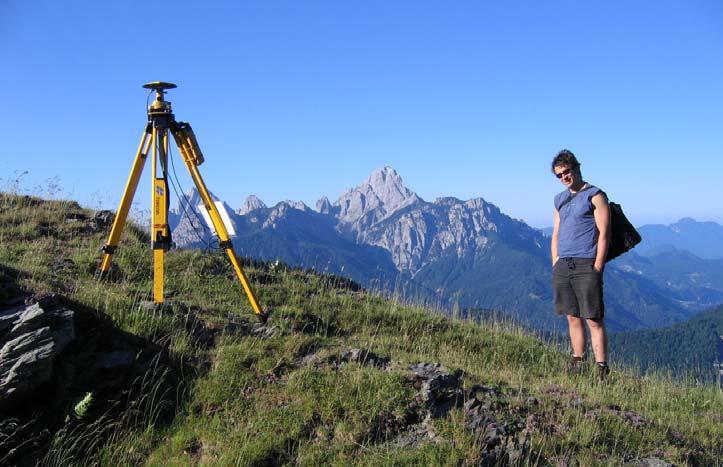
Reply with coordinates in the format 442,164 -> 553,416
554,185 -> 602,259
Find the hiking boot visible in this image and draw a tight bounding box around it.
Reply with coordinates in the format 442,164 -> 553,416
597,363 -> 610,382
566,355 -> 587,375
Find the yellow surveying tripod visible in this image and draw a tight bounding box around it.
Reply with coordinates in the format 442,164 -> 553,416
98,82 -> 268,321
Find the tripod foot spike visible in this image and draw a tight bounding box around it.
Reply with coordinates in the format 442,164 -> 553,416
95,261 -> 121,282
257,307 -> 273,324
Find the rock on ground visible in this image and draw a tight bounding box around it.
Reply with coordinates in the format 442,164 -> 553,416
0,296 -> 74,412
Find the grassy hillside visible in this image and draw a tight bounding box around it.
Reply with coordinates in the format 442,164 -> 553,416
0,192 -> 721,466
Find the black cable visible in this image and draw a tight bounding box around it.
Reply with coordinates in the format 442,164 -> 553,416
146,89 -> 154,113
167,142 -> 219,252
169,144 -> 211,237
168,146 -> 211,242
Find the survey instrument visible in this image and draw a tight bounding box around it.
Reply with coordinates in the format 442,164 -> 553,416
98,82 -> 269,321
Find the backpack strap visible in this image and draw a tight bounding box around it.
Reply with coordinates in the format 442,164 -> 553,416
556,184 -> 599,211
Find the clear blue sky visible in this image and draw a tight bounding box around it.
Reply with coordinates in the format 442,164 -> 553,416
2,1 -> 722,228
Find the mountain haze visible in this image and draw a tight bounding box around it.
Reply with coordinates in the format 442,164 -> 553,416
636,218 -> 723,259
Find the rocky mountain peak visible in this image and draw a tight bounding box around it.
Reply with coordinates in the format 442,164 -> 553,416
281,200 -> 309,211
335,166 -> 421,225
237,195 -> 267,216
364,166 -> 417,208
315,196 -> 333,214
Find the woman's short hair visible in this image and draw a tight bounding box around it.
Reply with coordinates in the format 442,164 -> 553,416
551,149 -> 580,173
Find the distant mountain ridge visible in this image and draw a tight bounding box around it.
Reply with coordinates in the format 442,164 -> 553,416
635,218 -> 723,259
612,249 -> 723,310
540,218 -> 723,260
169,167 -> 723,331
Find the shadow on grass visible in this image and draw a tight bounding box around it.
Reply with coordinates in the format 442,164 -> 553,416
0,294 -> 197,466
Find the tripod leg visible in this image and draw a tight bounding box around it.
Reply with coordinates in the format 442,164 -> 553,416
151,128 -> 173,304
152,177 -> 170,302
99,123 -> 152,275
170,123 -> 266,318
192,168 -> 264,315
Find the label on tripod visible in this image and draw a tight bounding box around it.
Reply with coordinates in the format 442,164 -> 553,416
198,201 -> 236,237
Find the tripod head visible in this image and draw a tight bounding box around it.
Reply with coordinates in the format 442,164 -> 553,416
143,81 -> 177,116
143,81 -> 177,92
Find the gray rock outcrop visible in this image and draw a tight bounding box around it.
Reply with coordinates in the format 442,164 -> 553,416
315,196 -> 333,215
0,297 -> 75,412
335,166 -> 422,230
262,201 -> 310,229
409,362 -> 464,418
350,195 -> 538,274
237,195 -> 267,216
283,200 -> 309,212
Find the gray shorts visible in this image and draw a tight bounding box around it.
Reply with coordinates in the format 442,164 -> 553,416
552,257 -> 604,319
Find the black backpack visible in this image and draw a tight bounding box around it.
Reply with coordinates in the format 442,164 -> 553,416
558,186 -> 641,262
606,201 -> 641,262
